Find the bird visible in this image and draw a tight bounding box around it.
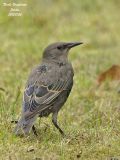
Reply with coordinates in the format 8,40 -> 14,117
14,41 -> 83,136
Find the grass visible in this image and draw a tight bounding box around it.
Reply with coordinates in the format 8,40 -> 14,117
0,0 -> 120,159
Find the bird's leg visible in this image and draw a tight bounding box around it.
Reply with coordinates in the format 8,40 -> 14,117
32,125 -> 38,136
11,120 -> 38,136
52,112 -> 65,136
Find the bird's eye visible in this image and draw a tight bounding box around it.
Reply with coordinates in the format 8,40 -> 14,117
57,46 -> 62,50
57,45 -> 65,50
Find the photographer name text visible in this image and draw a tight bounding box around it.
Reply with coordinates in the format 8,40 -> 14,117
3,2 -> 27,16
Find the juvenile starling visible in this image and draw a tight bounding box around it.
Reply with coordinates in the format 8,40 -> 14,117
14,42 -> 82,136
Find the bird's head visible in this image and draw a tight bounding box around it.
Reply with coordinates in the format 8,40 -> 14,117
42,42 -> 83,62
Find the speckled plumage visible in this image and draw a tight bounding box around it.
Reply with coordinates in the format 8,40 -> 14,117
14,42 -> 82,136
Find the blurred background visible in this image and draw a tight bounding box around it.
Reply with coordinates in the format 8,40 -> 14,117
0,0 -> 120,159
0,0 -> 120,89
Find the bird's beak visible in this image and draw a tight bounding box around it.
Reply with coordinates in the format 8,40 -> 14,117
66,42 -> 83,49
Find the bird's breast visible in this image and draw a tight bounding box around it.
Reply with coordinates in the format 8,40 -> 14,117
58,63 -> 74,78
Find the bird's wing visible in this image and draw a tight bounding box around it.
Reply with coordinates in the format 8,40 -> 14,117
22,64 -> 71,120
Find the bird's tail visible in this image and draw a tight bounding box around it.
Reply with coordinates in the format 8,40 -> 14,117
13,115 -> 37,136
